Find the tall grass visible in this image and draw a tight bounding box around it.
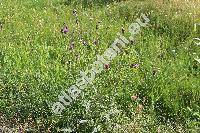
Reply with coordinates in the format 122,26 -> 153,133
0,0 -> 199,132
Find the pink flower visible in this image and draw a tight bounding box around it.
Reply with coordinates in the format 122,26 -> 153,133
61,24 -> 69,34
131,95 -> 138,101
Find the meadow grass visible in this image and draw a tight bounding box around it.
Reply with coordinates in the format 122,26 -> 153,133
0,0 -> 200,132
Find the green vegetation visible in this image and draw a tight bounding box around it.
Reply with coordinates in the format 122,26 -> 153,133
0,0 -> 200,132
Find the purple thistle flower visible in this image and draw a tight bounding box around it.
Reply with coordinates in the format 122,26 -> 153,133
130,63 -> 139,68
61,25 -> 69,34
18,126 -> 23,133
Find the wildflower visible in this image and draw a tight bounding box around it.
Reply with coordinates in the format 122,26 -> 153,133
104,64 -> 110,69
131,95 -> 137,101
61,24 -> 69,34
131,95 -> 142,104
130,63 -> 139,68
18,125 -> 23,133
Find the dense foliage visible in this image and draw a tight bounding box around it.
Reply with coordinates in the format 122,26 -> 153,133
0,0 -> 199,132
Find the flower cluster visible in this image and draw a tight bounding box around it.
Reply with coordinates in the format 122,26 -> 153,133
52,13 -> 150,115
